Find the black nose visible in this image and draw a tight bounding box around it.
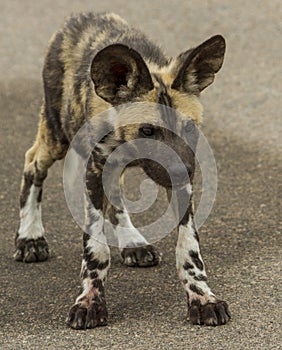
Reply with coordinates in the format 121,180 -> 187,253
168,163 -> 192,184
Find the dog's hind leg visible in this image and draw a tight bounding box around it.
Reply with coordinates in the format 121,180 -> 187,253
14,115 -> 67,262
108,203 -> 161,267
107,173 -> 161,267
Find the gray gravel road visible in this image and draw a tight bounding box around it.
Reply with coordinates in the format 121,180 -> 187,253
0,1 -> 281,349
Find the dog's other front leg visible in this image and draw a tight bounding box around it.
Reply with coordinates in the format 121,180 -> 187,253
67,163 -> 110,329
175,186 -> 230,326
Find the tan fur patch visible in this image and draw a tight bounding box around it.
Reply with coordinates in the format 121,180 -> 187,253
171,91 -> 203,125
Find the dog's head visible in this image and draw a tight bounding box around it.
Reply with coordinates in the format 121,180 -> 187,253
91,35 -> 225,188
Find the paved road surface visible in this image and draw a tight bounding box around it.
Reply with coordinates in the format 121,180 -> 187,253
0,1 -> 281,349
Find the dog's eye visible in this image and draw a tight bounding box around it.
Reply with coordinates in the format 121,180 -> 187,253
184,120 -> 195,133
140,126 -> 155,137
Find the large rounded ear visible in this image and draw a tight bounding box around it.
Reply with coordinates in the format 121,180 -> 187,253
172,35 -> 226,95
91,44 -> 154,105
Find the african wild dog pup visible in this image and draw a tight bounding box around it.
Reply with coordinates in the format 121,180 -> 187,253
15,12 -> 230,328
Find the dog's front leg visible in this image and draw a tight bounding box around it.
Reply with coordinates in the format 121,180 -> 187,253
67,163 -> 110,329
175,186 -> 230,326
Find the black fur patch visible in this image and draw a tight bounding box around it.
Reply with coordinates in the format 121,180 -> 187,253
153,73 -> 178,133
107,206 -> 124,226
189,250 -> 204,270
87,258 -> 109,271
36,188 -> 43,203
86,159 -> 104,210
92,279 -> 104,290
190,299 -> 202,307
20,172 -> 34,208
183,261 -> 194,270
194,274 -> 207,281
82,269 -> 88,279
193,229 -> 200,242
43,31 -> 69,146
90,271 -> 98,279
190,284 -> 204,296
83,233 -> 91,248
178,193 -> 193,226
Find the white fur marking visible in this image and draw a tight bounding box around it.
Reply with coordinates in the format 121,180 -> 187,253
88,208 -> 104,238
186,183 -> 192,196
18,185 -> 44,239
176,216 -> 215,301
85,207 -> 110,282
176,216 -> 198,270
114,211 -> 148,248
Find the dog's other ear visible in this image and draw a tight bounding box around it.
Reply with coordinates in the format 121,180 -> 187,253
172,35 -> 226,95
91,44 -> 154,105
